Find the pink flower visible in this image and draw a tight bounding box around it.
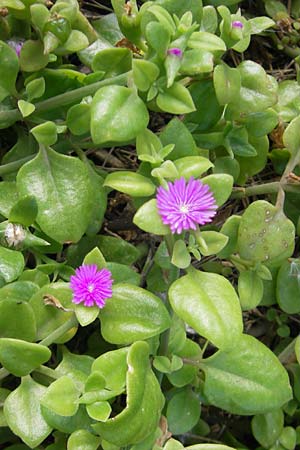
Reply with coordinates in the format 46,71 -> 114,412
70,264 -> 113,308
156,177 -> 217,234
231,20 -> 243,29
7,39 -> 23,57
167,47 -> 183,57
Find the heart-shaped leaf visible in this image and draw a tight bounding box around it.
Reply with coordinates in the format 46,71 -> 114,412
237,200 -> 295,265
169,269 -> 243,350
99,283 -> 171,344
0,41 -> 18,101
41,376 -> 80,416
91,86 -> 149,145
0,338 -> 51,376
0,247 -> 24,282
17,146 -> 93,243
4,376 -> 52,448
202,334 -> 292,415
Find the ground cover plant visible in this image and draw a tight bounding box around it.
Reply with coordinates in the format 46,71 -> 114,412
0,0 -> 300,448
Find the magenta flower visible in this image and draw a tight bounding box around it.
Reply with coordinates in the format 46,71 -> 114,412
156,177 -> 217,234
167,47 -> 183,58
70,264 -> 113,308
232,20 -> 243,29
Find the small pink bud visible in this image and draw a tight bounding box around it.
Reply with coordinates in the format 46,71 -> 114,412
232,20 -> 243,29
7,39 -> 23,57
167,47 -> 183,57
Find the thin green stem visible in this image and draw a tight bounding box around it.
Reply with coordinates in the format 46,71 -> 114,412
278,336 -> 298,364
0,72 -> 130,124
231,181 -> 300,200
276,152 -> 300,209
39,315 -> 78,347
0,154 -> 36,176
34,365 -> 60,380
0,367 -> 9,381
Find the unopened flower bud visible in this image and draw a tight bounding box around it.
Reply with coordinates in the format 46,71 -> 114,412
5,223 -> 26,248
232,20 -> 243,29
167,47 -> 183,58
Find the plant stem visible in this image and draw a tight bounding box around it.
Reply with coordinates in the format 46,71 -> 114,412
278,336 -> 297,364
0,72 -> 130,125
231,181 -> 300,199
39,315 -> 78,347
276,151 -> 300,209
0,367 -> 9,381
0,154 -> 36,176
34,365 -> 60,380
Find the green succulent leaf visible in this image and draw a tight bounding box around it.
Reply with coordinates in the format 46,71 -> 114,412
91,86 -> 149,145
202,334 -> 292,415
4,377 -> 52,448
169,269 -> 243,350
17,146 -> 93,243
99,283 -> 171,344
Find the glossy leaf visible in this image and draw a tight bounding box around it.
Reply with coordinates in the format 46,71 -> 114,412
25,77 -> 45,101
41,376 -> 80,417
188,31 -> 226,52
133,60 -> 160,92
185,80 -> 223,131
17,146 -> 93,243
160,118 -> 198,159
104,171 -> 155,197
283,115 -> 300,158
0,280 -> 39,301
91,86 -> 149,145
29,282 -> 77,342
202,334 -> 292,414
0,338 -> 51,376
0,182 -> 19,217
41,404 -> 92,435
92,48 -> 132,76
156,82 -> 196,114
229,60 -> 278,114
55,347 -> 94,391
184,446 -> 236,450
9,195 -> 38,227
0,41 -> 18,101
67,429 -> 101,450
99,283 -> 171,344
201,174 -> 233,206
276,260 -> 300,314
0,247 -> 24,282
237,200 -> 295,265
218,215 -> 241,258
0,299 -> 36,342
18,100 -> 35,118
92,347 -> 128,392
133,199 -> 170,235
19,40 -> 49,72
171,240 -> 191,269
169,269 -> 243,350
167,389 -> 201,435
66,103 -> 91,136
180,50 -> 214,75
214,63 -> 241,105
107,262 -> 140,285
198,231 -> 229,256
86,401 -> 111,421
251,410 -> 284,448
92,341 -> 164,446
4,377 -> 52,448
238,270 -> 264,310
174,156 -> 213,179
